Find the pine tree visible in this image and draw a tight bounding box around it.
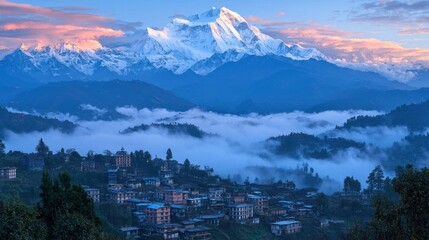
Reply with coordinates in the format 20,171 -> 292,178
36,138 -> 49,157
166,148 -> 173,160
0,140 -> 5,158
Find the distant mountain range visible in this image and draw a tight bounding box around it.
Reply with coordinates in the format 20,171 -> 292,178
0,7 -> 428,115
7,81 -> 195,120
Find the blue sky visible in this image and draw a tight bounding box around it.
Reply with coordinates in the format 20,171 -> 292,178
10,0 -> 428,48
2,0 -> 429,65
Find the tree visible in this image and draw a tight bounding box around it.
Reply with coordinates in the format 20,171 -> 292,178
183,159 -> 191,174
367,165 -> 384,195
392,165 -> 429,239
166,148 -> 173,160
344,176 -> 361,194
349,165 -> 429,240
36,138 -> 49,157
374,165 -> 385,192
0,199 -> 46,239
0,140 -> 5,158
39,171 -> 102,239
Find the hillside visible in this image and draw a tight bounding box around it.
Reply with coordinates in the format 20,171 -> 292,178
340,100 -> 429,131
121,123 -> 209,138
266,132 -> 366,159
171,55 -> 415,113
0,108 -> 76,137
7,80 -> 196,120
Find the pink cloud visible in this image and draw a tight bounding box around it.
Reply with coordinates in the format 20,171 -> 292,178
0,0 -> 124,49
247,16 -> 429,65
276,11 -> 286,17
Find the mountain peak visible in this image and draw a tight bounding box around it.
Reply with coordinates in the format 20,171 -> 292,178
186,7 -> 246,24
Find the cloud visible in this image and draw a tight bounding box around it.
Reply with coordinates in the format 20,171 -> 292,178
246,15 -> 429,80
351,0 -> 429,35
3,107 -> 383,192
276,11 -> 286,17
0,0 -> 125,49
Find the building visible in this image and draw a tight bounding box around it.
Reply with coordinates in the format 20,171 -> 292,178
0,167 -> 17,179
110,190 -> 136,204
156,224 -> 180,240
209,189 -> 224,201
115,148 -> 131,167
271,220 -> 302,236
23,157 -> 44,170
229,204 -> 253,222
180,226 -> 211,240
171,204 -> 187,219
121,227 -> 140,239
199,214 -> 225,226
247,194 -> 268,215
164,190 -> 188,205
143,177 -> 161,187
159,170 -> 174,185
106,168 -> 118,184
144,203 -> 171,224
84,187 -> 100,203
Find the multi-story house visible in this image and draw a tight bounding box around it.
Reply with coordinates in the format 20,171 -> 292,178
110,190 -> 136,204
0,167 -> 17,179
23,156 -> 45,170
143,177 -> 161,187
229,204 -> 254,222
271,220 -> 302,235
163,190 -> 188,205
180,226 -> 211,240
144,203 -> 171,225
114,148 -> 131,167
84,187 -> 100,203
246,194 -> 269,215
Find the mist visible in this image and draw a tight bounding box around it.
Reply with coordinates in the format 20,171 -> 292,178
4,107 -> 386,193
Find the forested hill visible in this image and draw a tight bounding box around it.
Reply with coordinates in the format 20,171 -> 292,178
0,108 -> 76,137
121,123 -> 209,138
340,100 -> 429,131
7,80 -> 196,120
266,132 -> 366,159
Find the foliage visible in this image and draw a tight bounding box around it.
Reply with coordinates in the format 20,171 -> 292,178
0,198 -> 47,240
38,171 -> 103,240
348,165 -> 429,240
384,133 -> 429,170
366,165 -> 384,196
36,138 -> 50,157
267,132 -> 366,159
341,100 -> 429,132
0,107 -> 76,137
344,176 -> 361,193
166,148 -> 173,160
122,122 -> 208,138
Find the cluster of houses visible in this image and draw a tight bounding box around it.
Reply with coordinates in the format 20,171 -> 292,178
77,148 -> 333,239
2,147 -> 346,239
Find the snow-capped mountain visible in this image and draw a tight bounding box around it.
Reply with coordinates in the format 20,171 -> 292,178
0,7 -> 324,78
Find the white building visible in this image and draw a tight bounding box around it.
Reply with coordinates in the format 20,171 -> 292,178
271,220 -> 302,235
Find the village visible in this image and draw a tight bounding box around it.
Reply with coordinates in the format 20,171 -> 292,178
0,146 -> 371,240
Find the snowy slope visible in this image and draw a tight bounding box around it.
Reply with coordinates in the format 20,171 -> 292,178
0,7 -> 325,77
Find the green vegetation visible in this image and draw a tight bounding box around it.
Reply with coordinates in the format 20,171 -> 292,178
267,132 -> 366,159
122,122 -> 209,138
0,107 -> 76,137
384,133 -> 429,170
341,100 -> 429,131
347,165 -> 429,240
0,172 -> 112,240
